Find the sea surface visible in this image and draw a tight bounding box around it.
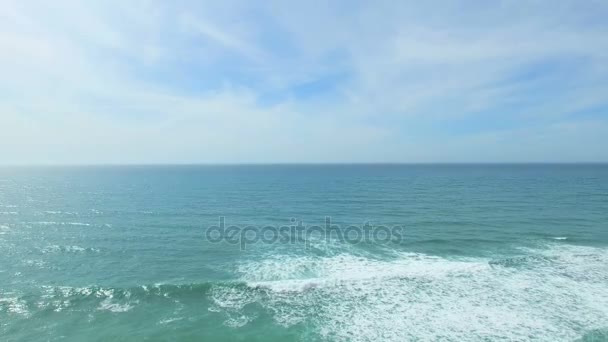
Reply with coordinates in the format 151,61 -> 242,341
1,164 -> 608,341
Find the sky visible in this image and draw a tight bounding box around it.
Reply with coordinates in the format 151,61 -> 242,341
1,0 -> 608,164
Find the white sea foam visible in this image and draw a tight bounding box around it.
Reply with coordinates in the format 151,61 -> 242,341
97,299 -> 134,313
159,317 -> 184,325
552,236 -> 568,240
211,243 -> 608,341
30,221 -> 91,226
42,211 -> 78,215
0,296 -> 30,317
41,245 -> 99,254
224,315 -> 254,328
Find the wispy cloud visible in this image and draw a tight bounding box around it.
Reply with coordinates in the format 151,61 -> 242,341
1,0 -> 607,163
182,14 -> 267,63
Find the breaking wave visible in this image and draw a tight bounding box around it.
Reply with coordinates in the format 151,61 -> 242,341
2,243 -> 607,341
214,243 -> 608,341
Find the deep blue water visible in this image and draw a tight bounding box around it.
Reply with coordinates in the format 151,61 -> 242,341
1,165 -> 607,341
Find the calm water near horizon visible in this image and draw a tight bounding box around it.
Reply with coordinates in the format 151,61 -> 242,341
1,164 -> 608,341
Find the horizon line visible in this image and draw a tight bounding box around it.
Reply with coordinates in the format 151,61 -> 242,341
1,162 -> 608,167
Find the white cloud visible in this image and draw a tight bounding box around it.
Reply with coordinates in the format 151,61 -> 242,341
182,14 -> 267,63
0,0 -> 607,164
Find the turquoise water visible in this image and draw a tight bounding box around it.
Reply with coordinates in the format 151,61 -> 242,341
1,165 -> 608,341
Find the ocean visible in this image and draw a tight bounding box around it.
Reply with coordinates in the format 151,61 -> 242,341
1,164 -> 607,341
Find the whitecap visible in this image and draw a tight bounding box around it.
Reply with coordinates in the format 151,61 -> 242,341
66,222 -> 91,226
97,299 -> 134,313
159,317 -> 184,325
42,211 -> 78,215
30,221 -> 91,226
0,296 -> 30,317
41,245 -> 98,254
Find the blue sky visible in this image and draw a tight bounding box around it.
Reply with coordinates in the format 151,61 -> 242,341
1,0 -> 608,164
